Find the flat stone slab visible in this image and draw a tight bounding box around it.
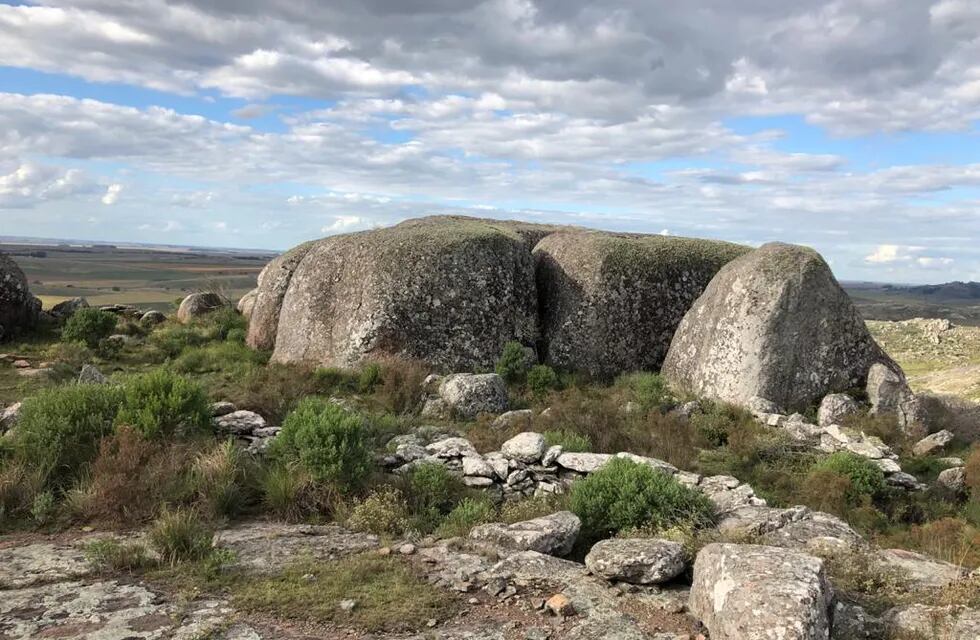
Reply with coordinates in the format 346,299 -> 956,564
0,541 -> 93,589
214,522 -> 380,573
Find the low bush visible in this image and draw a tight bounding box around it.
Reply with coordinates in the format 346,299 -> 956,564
13,383 -> 123,488
810,452 -> 886,505
689,401 -> 756,447
116,369 -> 210,439
798,467 -> 854,517
358,362 -> 383,393
85,538 -> 154,573
841,412 -> 904,449
172,342 -> 266,375
0,462 -> 45,522
149,507 -> 215,565
274,398 -> 372,491
61,308 -> 118,348
347,486 -> 411,536
231,363 -> 322,424
374,358 -> 429,414
437,497 -> 495,538
527,365 -> 559,397
569,458 -> 716,544
614,372 -> 675,411
30,490 -> 57,524
260,463 -> 337,522
191,440 -> 251,519
543,430 -> 591,453
495,341 -> 529,384
405,462 -> 467,532
313,367 -> 358,394
45,341 -> 93,369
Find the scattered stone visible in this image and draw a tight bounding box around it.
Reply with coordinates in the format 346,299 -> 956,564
339,599 -> 357,612
213,410 -> 267,435
938,467 -> 966,493
492,409 -> 534,430
140,310 -> 166,326
12,359 -> 29,368
912,429 -> 955,457
470,511 -> 581,557
818,393 -> 860,427
209,401 -> 238,417
398,543 -> 417,555
663,242 -> 900,412
689,543 -> 832,640
77,363 -> 108,384
439,373 -> 510,419
584,538 -> 686,585
177,292 -> 226,324
0,401 -> 22,432
501,432 -> 547,464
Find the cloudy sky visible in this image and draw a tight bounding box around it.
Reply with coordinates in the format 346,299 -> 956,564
1,0 -> 978,283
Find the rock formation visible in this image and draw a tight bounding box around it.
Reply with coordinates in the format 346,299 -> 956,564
663,242 -> 900,411
177,292 -> 226,324
0,252 -> 41,342
534,230 -> 748,377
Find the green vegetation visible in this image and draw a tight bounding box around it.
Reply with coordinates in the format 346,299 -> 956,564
543,429 -> 591,452
149,507 -> 216,565
527,364 -> 559,396
85,538 -> 154,573
116,368 -> 210,439
232,554 -> 455,633
495,340 -> 529,384
61,307 -> 118,348
273,398 -> 372,491
437,496 -> 495,537
569,458 -> 716,544
811,452 -> 886,504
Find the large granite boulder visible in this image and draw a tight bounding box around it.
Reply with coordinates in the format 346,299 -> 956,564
250,217 -> 552,371
689,543 -> 833,640
0,252 -> 41,342
177,292 -> 226,324
534,231 -> 748,378
584,538 -> 686,585
663,242 -> 900,412
469,511 -> 581,556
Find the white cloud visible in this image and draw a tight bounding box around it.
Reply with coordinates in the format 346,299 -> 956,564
101,183 -> 122,205
321,215 -> 366,233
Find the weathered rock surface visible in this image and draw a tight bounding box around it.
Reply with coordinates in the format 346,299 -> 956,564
253,217 -> 551,371
866,362 -> 912,416
213,410 -> 267,435
0,401 -> 21,433
50,296 -> 89,319
500,432 -> 546,463
818,393 -> 859,427
938,466 -> 966,493
912,428 -> 954,457
875,548 -> 967,589
237,288 -> 258,320
534,230 -> 747,378
78,363 -> 108,384
663,242 -> 900,412
584,538 -> 686,585
140,309 -> 166,326
469,511 -> 581,556
0,251 -> 41,342
885,604 -> 980,640
213,522 -> 379,572
439,373 -> 509,419
690,543 -> 832,640
177,292 -> 226,324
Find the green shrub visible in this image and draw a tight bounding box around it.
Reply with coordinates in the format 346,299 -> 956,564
811,452 -> 886,504
690,402 -> 756,447
260,463 -> 336,522
225,328 -> 246,344
274,398 -> 372,490
527,365 -> 559,396
13,384 -> 123,488
347,486 -> 411,536
543,430 -> 591,453
61,308 -> 118,348
569,458 -> 716,544
406,462 -> 466,532
191,440 -> 249,518
358,362 -> 383,393
172,342 -> 266,374
96,336 -> 124,359
30,490 -> 57,524
313,367 -> 358,393
437,497 -> 495,538
615,372 -> 675,411
495,341 -> 529,384
116,369 -> 210,439
148,323 -> 210,359
45,341 -> 93,369
149,507 -> 215,565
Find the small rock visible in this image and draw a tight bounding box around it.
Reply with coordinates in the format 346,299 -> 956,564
492,409 -> 534,430
213,410 -> 267,435
462,455 -> 495,478
77,363 -> 108,385
140,310 -> 166,326
438,373 -> 509,419
525,627 -> 551,640
177,292 -> 225,324
818,393 -> 860,427
747,396 -> 784,416
469,511 -> 581,557
886,472 -> 924,491
398,543 -> 416,555
501,432 -> 547,464
12,359 -> 29,368
541,445 -> 562,467
339,599 -> 357,612
912,429 -> 955,457
937,467 -> 966,493
209,401 -> 237,417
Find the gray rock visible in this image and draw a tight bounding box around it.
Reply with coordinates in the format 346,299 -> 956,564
875,548 -> 967,589
912,428 -> 955,457
748,396 -> 784,416
866,362 -> 912,416
469,511 -> 581,556
534,230 -> 747,377
0,252 -> 41,342
872,458 -> 902,474
250,217 -> 551,370
177,292 -> 226,324
938,467 -> 966,493
541,445 -> 562,467
886,471 -> 924,491
0,401 -> 22,433
213,410 -> 266,435
426,436 -> 479,458
501,432 -> 546,464
663,242 -> 901,412
716,505 -> 810,538
492,409 -> 534,430
555,452 -> 613,473
584,538 -> 686,585
77,363 -> 108,384
237,288 -> 258,321
832,602 -> 884,639
439,373 -> 509,419
214,522 -> 379,573
885,604 -> 980,640
420,396 -> 450,419
50,297 -> 89,319
140,310 -> 166,326
462,456 -> 495,478
615,452 -> 678,475
818,393 -> 860,427
209,401 -> 237,417
763,511 -> 866,552
689,543 -> 832,640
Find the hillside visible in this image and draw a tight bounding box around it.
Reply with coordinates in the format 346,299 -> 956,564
846,281 -> 980,327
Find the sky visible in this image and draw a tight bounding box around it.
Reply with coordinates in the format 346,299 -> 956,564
0,1 -> 979,283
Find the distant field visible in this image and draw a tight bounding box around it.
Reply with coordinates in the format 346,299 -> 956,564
2,242 -> 274,311
845,282 -> 980,326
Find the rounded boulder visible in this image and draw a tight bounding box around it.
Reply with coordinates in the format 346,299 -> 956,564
0,252 -> 41,342
177,292 -> 226,324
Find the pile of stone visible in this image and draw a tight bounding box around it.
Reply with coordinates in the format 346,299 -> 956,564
210,402 -> 279,454
381,429 -> 765,511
